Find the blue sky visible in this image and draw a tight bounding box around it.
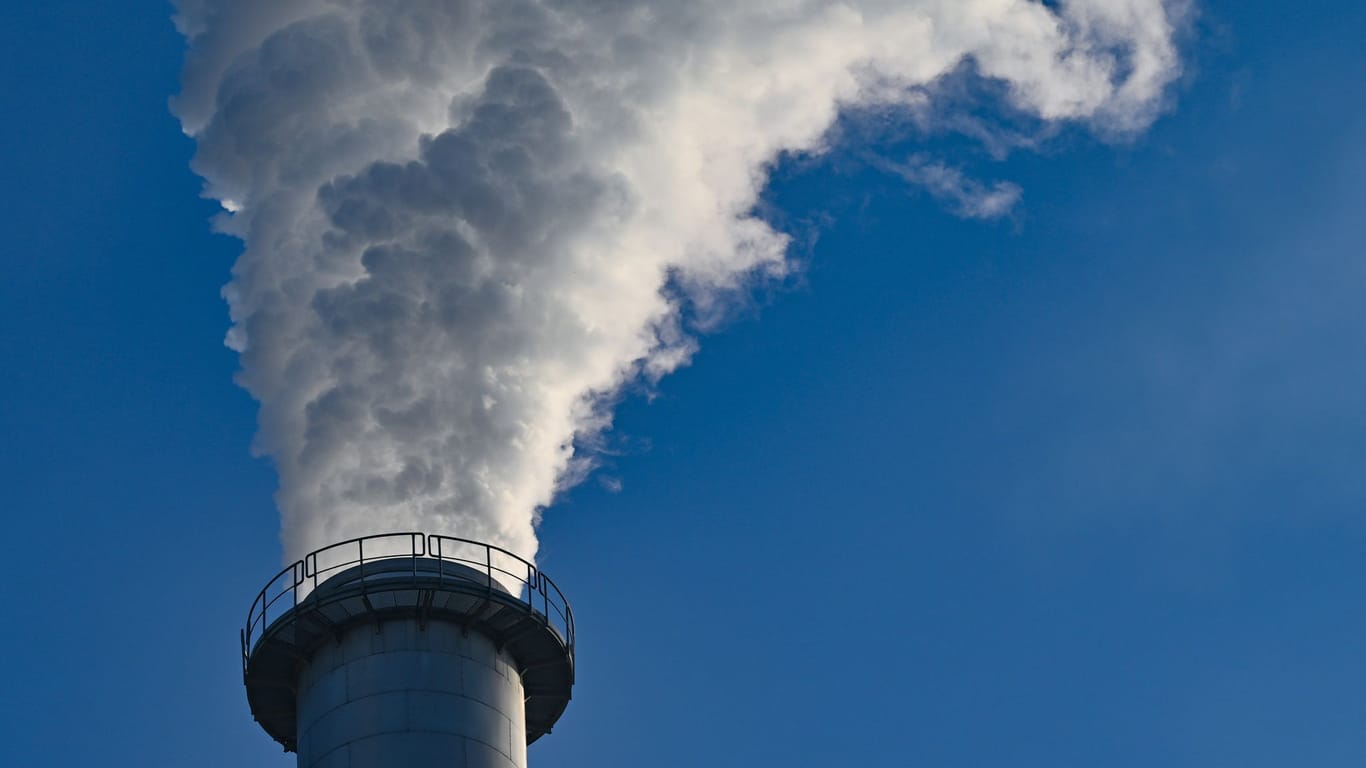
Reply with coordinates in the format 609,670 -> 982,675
2,2 -> 1365,766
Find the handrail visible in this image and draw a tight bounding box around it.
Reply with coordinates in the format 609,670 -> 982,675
242,532 -> 574,674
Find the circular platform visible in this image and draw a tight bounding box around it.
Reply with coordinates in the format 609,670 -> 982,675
241,533 -> 575,752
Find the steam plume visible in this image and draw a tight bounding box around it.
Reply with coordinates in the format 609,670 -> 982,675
173,0 -> 1184,564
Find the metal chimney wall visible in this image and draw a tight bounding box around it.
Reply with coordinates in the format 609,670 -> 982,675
295,619 -> 528,767
241,533 -> 575,768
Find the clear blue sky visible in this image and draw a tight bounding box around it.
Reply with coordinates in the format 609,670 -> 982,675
2,2 -> 1365,766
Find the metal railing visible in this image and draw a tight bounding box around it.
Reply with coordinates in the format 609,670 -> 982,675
241,532 -> 574,672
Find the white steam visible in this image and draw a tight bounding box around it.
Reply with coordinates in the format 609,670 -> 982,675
885,154 -> 1025,219
174,0 -> 1184,564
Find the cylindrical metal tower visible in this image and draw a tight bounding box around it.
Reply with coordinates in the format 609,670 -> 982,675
241,533 -> 575,767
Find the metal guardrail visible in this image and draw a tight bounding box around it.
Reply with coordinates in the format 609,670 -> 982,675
241,532 -> 574,673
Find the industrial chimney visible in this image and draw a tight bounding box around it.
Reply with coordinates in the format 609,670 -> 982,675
241,532 -> 575,767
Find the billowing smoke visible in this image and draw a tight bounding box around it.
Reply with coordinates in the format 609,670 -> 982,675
173,0 -> 1184,564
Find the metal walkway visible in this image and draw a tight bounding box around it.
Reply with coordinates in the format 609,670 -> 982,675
241,534 -> 575,752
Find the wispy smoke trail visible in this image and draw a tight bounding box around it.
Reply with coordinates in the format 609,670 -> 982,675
884,154 -> 1025,220
173,0 -> 1184,564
